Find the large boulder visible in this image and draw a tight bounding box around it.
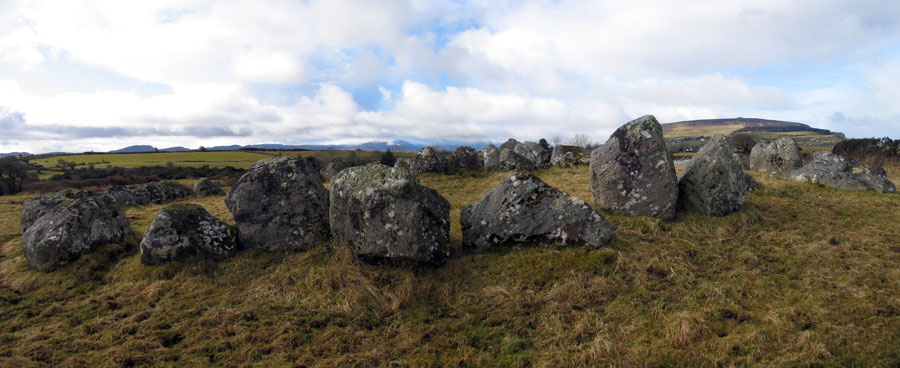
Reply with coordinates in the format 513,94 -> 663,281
513,141 -> 551,168
140,204 -> 239,265
21,189 -> 92,232
748,137 -> 802,178
22,192 -> 129,272
791,153 -> 896,194
550,145 -> 583,166
330,163 -> 451,265
483,144 -> 500,170
225,156 -> 330,251
589,115 -> 678,220
677,135 -> 754,216
105,185 -> 137,207
408,147 -> 448,176
193,177 -> 224,196
499,148 -> 536,171
447,146 -> 480,171
461,173 -> 614,249
499,138 -> 519,152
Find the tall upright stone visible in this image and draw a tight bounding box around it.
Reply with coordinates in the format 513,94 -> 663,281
225,156 -> 330,251
748,137 -> 802,178
589,115 -> 678,220
483,144 -> 500,170
677,135 -> 753,216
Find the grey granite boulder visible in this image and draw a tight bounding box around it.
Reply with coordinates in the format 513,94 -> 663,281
514,141 -> 551,168
330,163 -> 451,265
447,146 -> 480,171
106,181 -> 193,207
483,144 -> 500,170
677,135 -> 754,216
791,153 -> 896,194
499,148 -> 536,171
499,138 -> 519,152
225,156 -> 330,251
748,137 -> 802,178
21,189 -> 92,232
140,204 -> 239,265
590,115 -> 678,220
22,192 -> 129,272
461,173 -> 613,249
193,177 -> 224,196
105,185 -> 138,207
409,147 -> 448,176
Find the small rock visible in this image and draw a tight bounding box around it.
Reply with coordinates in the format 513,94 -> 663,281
791,153 -> 896,194
193,178 -> 224,196
140,203 -> 239,265
551,145 -> 583,166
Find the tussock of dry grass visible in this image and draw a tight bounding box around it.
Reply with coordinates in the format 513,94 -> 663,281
0,171 -> 899,366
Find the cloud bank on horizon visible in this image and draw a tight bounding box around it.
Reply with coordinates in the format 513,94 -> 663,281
1,0 -> 899,153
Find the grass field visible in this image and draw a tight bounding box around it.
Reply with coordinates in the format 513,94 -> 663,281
662,123 -> 747,138
1,165 -> 899,366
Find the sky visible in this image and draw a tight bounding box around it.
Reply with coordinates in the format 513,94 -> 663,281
1,0 -> 899,153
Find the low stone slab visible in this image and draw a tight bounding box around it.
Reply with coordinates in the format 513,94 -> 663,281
140,204 -> 239,265
791,153 -> 896,194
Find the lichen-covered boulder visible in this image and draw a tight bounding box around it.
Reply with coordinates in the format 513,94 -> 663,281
590,115 -> 678,220
483,144 -> 500,170
514,141 -> 551,168
550,145 -> 583,166
791,153 -> 896,194
320,162 -> 343,182
105,185 -> 137,207
140,204 -> 239,265
499,148 -> 536,171
330,163 -> 451,265
22,193 -> 129,272
21,189 -> 92,232
748,137 -> 802,178
447,146 -> 480,171
225,156 -> 330,251
409,147 -> 449,176
461,173 -> 613,249
677,135 -> 754,216
499,138 -> 519,152
112,181 -> 193,207
193,177 -> 224,196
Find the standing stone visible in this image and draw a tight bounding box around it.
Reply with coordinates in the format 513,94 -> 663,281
499,138 -> 519,152
330,163 -> 451,265
677,135 -> 754,216
447,146 -> 480,171
589,115 -> 678,220
461,173 -> 614,249
499,148 -> 536,171
791,153 -> 896,194
225,156 -> 330,251
514,141 -> 551,168
748,137 -> 802,178
140,204 -> 239,265
22,193 -> 130,272
194,178 -> 224,196
551,145 -> 583,166
483,144 -> 500,170
408,147 -> 449,176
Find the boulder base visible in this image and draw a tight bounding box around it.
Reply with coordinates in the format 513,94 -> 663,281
140,204 -> 239,265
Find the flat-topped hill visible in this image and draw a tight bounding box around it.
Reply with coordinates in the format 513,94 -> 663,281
663,117 -> 845,153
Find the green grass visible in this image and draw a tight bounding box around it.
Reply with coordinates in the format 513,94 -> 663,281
30,151 -> 275,170
1,168 -> 899,366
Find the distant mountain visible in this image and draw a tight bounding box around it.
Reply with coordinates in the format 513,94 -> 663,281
207,145 -> 242,151
662,117 -> 845,152
160,146 -> 190,152
0,152 -> 29,157
108,145 -> 157,153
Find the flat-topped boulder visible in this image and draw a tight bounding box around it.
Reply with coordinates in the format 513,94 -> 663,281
483,144 -> 500,170
409,147 -> 449,176
22,192 -> 129,272
590,115 -> 678,220
677,135 -> 754,216
193,177 -> 224,196
447,146 -> 480,171
21,189 -> 92,232
330,163 -> 451,265
140,204 -> 239,265
225,156 -> 330,251
461,173 -> 613,249
748,137 -> 802,178
791,153 -> 896,194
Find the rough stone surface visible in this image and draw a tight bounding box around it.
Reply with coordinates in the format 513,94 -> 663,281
483,144 -> 500,170
194,178 -> 224,196
589,115 -> 678,220
140,203 -> 239,265
514,141 -> 551,168
499,148 -> 536,171
408,147 -> 448,176
320,162 -> 343,182
499,138 -> 519,152
550,145 -> 583,166
461,173 -> 614,249
225,156 -> 330,251
22,193 -> 129,272
105,181 -> 193,207
791,153 -> 896,194
748,137 -> 802,178
447,146 -> 480,171
21,189 -> 92,232
105,185 -> 137,207
330,163 -> 451,265
733,152 -> 751,170
677,135 -> 754,216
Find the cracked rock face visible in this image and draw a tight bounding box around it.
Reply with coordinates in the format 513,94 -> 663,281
791,153 -> 896,194
513,141 -> 551,169
677,135 -> 755,216
589,115 -> 678,220
194,177 -> 224,196
140,203 -> 239,265
21,191 -> 129,272
225,156 -> 330,251
461,173 -> 614,250
483,144 -> 500,170
499,148 -> 536,171
330,163 -> 451,265
748,137 -> 802,178
409,147 -> 449,176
